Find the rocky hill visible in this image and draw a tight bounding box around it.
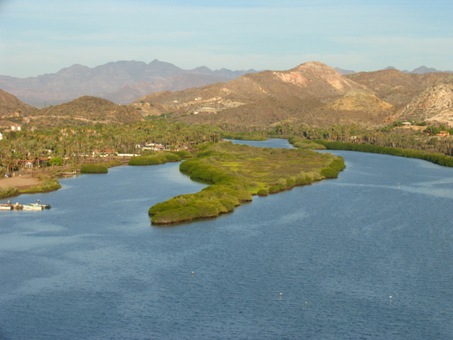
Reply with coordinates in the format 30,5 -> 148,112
0,91 -> 144,127
346,69 -> 453,109
30,96 -> 143,127
0,60 -> 254,107
396,84 -> 453,125
131,62 -> 453,128
0,90 -> 37,129
134,62 -> 395,127
346,69 -> 453,126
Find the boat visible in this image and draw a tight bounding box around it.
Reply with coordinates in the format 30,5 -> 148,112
23,199 -> 51,211
22,204 -> 43,211
33,199 -> 51,209
0,203 -> 12,211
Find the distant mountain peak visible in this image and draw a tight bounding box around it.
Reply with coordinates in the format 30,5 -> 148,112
192,66 -> 213,74
57,63 -> 91,74
411,66 -> 440,74
293,61 -> 333,71
280,61 -> 355,92
148,59 -> 178,67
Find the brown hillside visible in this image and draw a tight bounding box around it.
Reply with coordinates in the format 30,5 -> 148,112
133,61 -> 393,127
30,96 -> 143,127
0,89 -> 37,128
396,84 -> 453,126
346,70 -> 453,109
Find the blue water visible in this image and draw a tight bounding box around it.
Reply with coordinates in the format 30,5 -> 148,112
1,140 -> 453,339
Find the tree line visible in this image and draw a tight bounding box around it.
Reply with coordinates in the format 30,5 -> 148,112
0,119 -> 222,176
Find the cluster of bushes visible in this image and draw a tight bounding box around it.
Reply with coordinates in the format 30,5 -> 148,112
179,158 -> 234,184
321,158 -> 346,178
0,187 -> 19,199
316,140 -> 453,168
260,170 -> 325,196
288,136 -> 326,150
81,164 -> 108,174
20,177 -> 61,194
128,151 -> 192,166
128,155 -> 168,166
424,124 -> 453,136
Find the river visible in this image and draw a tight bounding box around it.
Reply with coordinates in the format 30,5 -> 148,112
1,139 -> 452,339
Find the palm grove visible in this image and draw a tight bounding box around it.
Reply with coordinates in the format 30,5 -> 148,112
0,119 -> 222,176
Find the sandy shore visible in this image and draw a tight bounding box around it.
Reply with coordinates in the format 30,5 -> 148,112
0,175 -> 40,190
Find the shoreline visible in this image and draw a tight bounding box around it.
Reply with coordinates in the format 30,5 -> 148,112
0,171 -> 65,200
0,158 -> 129,200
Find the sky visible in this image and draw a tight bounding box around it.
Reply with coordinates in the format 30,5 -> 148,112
1,0 -> 453,77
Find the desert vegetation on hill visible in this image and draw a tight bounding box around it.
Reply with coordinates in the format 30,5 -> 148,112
135,62 -> 453,129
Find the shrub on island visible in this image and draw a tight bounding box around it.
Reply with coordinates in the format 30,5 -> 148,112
128,155 -> 166,166
128,152 -> 187,166
81,164 -> 108,174
320,158 -> 346,178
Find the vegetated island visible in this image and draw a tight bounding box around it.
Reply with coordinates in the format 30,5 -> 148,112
148,141 -> 345,225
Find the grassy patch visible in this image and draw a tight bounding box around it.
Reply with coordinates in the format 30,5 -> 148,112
128,151 -> 192,166
0,187 -> 20,199
149,141 -> 344,225
288,136 -> 327,150
81,164 -> 108,174
20,177 -> 61,194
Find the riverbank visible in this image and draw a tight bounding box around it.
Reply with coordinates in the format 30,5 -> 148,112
314,140 -> 453,167
0,157 -> 132,200
0,173 -> 62,200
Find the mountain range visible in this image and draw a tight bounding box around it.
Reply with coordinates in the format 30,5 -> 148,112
135,62 -> 453,127
1,61 -> 453,129
0,60 -> 255,107
1,60 -> 450,109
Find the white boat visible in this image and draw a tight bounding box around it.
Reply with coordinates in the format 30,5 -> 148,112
0,204 -> 12,211
22,204 -> 44,211
33,199 -> 51,209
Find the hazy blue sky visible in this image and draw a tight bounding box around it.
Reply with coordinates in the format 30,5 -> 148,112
1,0 -> 452,77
